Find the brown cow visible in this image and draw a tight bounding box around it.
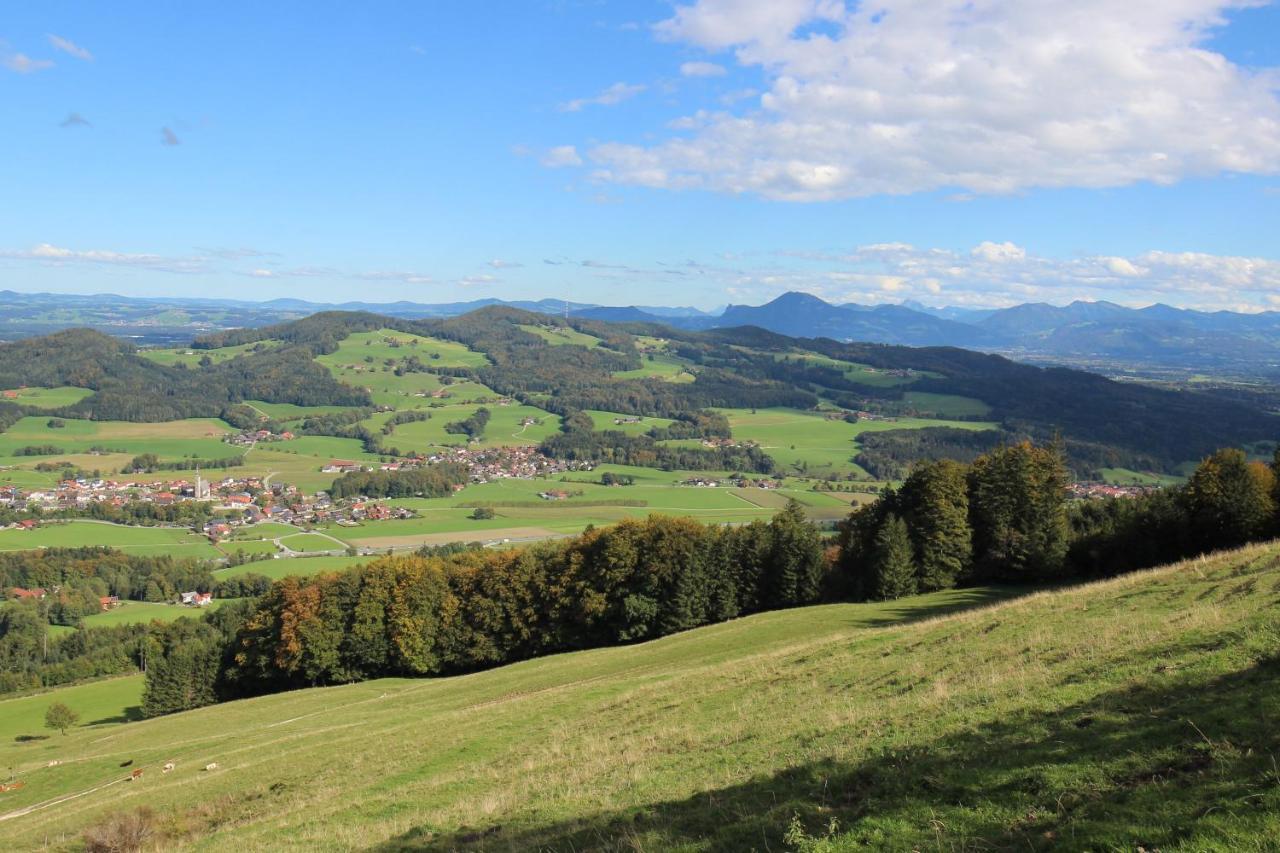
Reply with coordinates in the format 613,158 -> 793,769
129,769 -> 143,781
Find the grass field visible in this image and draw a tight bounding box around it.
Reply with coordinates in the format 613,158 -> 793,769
901,390 -> 993,418
3,544 -> 1278,849
1100,467 -> 1187,487
139,342 -> 278,367
0,676 -> 144,744
721,407 -> 999,478
582,410 -> 675,435
387,403 -> 562,451
517,324 -> 601,348
612,353 -> 696,382
770,351 -> 931,388
0,522 -> 221,560
0,386 -> 94,409
314,329 -> 491,408
78,599 -> 241,629
0,416 -> 233,467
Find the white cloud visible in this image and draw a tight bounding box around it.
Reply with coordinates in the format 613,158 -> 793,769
487,259 -> 523,269
47,35 -> 92,61
3,53 -> 54,74
679,60 -> 726,77
971,241 -> 1027,263
541,145 -> 584,167
559,81 -> 646,112
580,0 -> 1280,200
1,243 -> 209,274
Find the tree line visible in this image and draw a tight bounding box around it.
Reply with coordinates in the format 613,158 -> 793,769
838,442 -> 1280,601
327,463 -> 469,499
142,504 -> 827,713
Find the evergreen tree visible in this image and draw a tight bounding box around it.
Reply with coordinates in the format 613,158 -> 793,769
871,514 -> 917,600
899,460 -> 972,591
968,442 -> 1069,581
765,500 -> 826,607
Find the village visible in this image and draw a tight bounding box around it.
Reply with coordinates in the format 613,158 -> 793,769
0,445 -> 599,537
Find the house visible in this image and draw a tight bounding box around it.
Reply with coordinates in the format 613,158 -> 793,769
539,490 -> 571,501
1,390 -> 17,399
99,595 -> 120,611
180,591 -> 213,607
10,587 -> 47,600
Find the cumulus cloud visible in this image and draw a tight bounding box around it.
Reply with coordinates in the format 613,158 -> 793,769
559,81 -> 646,112
3,53 -> 54,74
47,35 -> 92,61
752,242 -> 1280,311
679,60 -> 726,77
575,0 -> 1280,200
541,145 -> 584,167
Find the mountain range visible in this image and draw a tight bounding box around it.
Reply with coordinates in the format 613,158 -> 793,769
4,288 -> 1280,375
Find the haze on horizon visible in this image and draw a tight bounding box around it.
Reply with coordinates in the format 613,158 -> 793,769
2,0 -> 1279,312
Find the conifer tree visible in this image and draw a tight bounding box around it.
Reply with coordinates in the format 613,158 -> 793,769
968,442 -> 1069,581
899,460 -> 972,591
872,514 -> 917,600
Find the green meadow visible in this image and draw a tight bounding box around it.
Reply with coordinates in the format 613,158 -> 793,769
517,323 -> 601,347
0,521 -> 220,560
314,329 -> 491,407
0,675 -> 144,744
0,386 -> 94,409
721,407 -> 999,477
612,353 -> 696,382
138,341 -> 280,368
78,599 -> 242,629
581,410 -> 675,434
3,544 -> 1277,849
0,417 -> 233,467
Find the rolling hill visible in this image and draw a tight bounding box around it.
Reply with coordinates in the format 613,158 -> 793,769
9,289 -> 1280,375
1,543 -> 1276,849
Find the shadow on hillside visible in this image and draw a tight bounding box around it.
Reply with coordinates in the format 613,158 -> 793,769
374,653 -> 1280,852
86,705 -> 144,726
847,585 -> 1028,629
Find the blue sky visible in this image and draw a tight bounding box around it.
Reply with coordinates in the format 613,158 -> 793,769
2,0 -> 1279,311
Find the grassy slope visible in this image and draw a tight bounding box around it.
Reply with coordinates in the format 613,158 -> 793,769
3,545 -> 1279,850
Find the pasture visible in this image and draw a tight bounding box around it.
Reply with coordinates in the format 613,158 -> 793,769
0,417 -> 233,467
2,544 -> 1276,849
0,522 -> 220,559
315,329 -> 491,408
581,410 -> 674,435
721,407 -> 1000,477
138,342 -> 278,368
0,386 -> 94,409
517,324 -> 601,348
0,676 -> 144,745
79,599 -> 240,629
612,353 -> 696,382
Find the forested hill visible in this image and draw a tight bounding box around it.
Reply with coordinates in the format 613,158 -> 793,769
2,308 -> 1275,470
0,328 -> 369,421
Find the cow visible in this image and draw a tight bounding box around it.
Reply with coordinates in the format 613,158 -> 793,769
204,762 -> 218,771
129,769 -> 143,781
162,762 -> 175,773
